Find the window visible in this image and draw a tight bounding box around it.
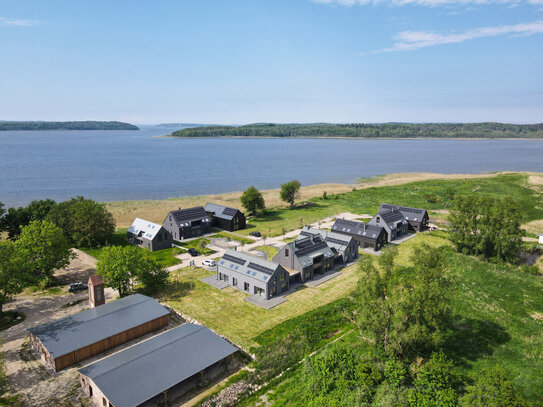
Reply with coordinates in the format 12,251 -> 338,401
273,277 -> 277,285
280,273 -> 285,281
285,248 -> 289,257
96,288 -> 102,301
103,397 -> 107,406
270,287 -> 276,296
89,386 -> 93,396
244,282 -> 250,291
376,216 -> 380,223
157,233 -> 162,242
233,277 -> 238,287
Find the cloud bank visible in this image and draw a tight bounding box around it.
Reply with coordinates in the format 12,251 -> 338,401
0,17 -> 38,27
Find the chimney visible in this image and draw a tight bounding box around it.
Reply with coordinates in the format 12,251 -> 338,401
88,275 -> 105,308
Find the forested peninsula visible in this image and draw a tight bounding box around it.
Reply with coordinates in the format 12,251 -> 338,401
0,121 -> 139,131
169,122 -> 543,139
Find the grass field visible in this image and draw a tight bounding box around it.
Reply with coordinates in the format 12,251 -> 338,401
80,229 -> 181,267
252,245 -> 279,260
176,237 -> 215,256
209,231 -> 254,245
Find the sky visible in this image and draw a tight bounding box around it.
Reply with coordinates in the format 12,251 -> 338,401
0,0 -> 542,124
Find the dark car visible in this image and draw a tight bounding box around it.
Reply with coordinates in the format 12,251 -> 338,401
188,248 -> 200,257
68,282 -> 88,293
251,231 -> 261,237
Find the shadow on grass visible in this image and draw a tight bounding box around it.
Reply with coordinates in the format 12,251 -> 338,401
444,317 -> 510,367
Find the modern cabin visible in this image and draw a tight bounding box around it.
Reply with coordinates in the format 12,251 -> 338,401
204,203 -> 246,231
378,204 -> 429,232
298,226 -> 358,265
127,217 -> 173,252
332,218 -> 388,251
163,207 -> 211,240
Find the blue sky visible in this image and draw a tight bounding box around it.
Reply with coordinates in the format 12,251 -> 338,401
1,0 -> 542,124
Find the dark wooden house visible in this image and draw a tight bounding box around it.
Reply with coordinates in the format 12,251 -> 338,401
368,208 -> 409,242
378,204 -> 429,232
127,217 -> 173,252
163,207 -> 211,240
332,218 -> 388,251
204,203 -> 246,231
28,294 -> 169,371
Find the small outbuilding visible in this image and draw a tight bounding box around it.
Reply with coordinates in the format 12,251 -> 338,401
204,203 -> 246,231
378,204 -> 429,232
163,206 -> 211,240
332,218 -> 388,251
28,294 -> 169,371
127,218 -> 173,252
79,324 -> 238,407
217,249 -> 290,299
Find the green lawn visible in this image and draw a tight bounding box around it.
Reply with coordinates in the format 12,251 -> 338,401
209,231 -> 254,245
253,245 -> 279,260
176,237 -> 215,256
235,173 -> 542,237
80,229 -> 181,267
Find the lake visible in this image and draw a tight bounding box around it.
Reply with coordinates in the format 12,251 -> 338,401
1,126 -> 542,207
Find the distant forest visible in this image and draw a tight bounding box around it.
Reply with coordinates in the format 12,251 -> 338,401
0,121 -> 139,131
169,122 -> 543,139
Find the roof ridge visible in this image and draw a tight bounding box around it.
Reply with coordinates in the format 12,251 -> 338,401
89,325 -> 206,380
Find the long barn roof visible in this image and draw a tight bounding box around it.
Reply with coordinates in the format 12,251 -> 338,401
28,294 -> 169,358
79,324 -> 237,407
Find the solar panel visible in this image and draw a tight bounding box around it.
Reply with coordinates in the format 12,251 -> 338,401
299,230 -> 312,237
247,262 -> 275,275
172,207 -> 208,222
326,236 -> 348,245
295,241 -> 328,256
222,207 -> 238,216
222,253 -> 246,266
295,239 -> 312,249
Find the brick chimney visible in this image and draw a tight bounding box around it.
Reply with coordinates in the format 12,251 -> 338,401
88,275 -> 105,308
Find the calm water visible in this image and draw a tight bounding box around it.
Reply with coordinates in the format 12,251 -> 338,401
1,126 -> 542,207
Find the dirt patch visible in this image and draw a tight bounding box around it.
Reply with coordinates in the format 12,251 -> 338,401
357,172 -> 499,188
531,312 -> 543,321
523,220 -> 543,236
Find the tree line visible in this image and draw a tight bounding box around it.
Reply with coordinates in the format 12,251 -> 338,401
0,121 -> 139,131
170,122 -> 543,139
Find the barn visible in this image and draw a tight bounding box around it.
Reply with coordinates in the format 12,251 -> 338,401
79,324 -> 238,407
28,294 -> 169,371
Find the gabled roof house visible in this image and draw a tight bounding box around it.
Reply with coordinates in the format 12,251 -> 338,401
163,206 -> 211,240
204,203 -> 246,232
367,208 -> 409,242
273,234 -> 335,283
378,204 -> 429,232
217,250 -> 290,299
298,226 -> 358,264
127,218 -> 172,252
332,218 -> 388,251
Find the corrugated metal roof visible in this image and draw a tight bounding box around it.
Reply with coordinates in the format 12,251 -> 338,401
79,324 -> 237,407
127,218 -> 163,240
28,294 -> 169,358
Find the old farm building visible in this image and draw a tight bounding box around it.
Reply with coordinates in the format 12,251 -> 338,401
79,324 -> 238,407
332,218 -> 388,251
127,218 -> 173,252
204,203 -> 246,231
163,206 -> 211,240
378,204 -> 429,232
28,294 -> 169,371
217,249 -> 290,299
298,226 -> 358,265
273,234 -> 335,283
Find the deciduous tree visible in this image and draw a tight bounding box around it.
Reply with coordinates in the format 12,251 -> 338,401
0,241 -> 34,314
280,180 -> 301,208
240,186 -> 265,215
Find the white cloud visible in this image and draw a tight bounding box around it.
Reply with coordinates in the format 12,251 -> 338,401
370,20 -> 543,52
314,0 -> 523,6
0,17 -> 38,27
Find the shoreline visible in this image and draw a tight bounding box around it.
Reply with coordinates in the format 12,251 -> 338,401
104,171 -> 542,228
160,135 -> 543,141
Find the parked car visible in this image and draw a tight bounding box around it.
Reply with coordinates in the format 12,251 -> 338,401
188,248 -> 200,257
68,282 -> 88,293
251,231 -> 261,237
202,259 -> 217,267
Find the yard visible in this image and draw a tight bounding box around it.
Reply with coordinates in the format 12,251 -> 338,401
209,231 -> 254,245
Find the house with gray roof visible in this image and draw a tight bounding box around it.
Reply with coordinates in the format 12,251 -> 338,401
28,294 -> 169,371
273,234 -> 335,283
332,218 -> 388,251
217,250 -> 290,299
163,206 -> 211,240
378,204 -> 429,232
298,226 -> 358,265
205,203 -> 246,231
79,323 -> 237,407
127,218 -> 172,252
367,208 -> 409,242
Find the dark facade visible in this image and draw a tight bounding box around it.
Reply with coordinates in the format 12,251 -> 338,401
205,203 -> 246,232
127,218 -> 173,252
299,227 -> 358,265
217,250 -> 290,299
163,207 -> 212,240
368,209 -> 409,242
332,218 -> 388,251
378,204 -> 429,232
273,234 -> 335,283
